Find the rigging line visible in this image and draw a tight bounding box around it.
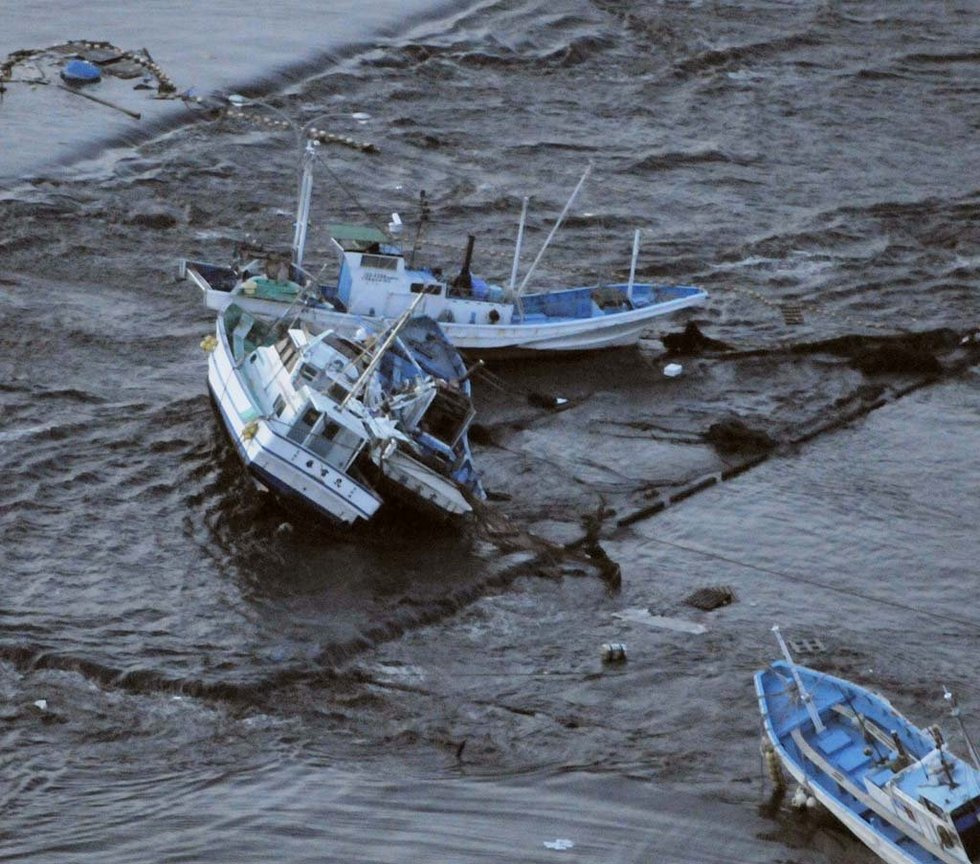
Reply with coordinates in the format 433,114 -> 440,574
313,152 -> 386,235
640,536 -> 980,634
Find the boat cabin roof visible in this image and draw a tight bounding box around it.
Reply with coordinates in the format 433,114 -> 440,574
892,749 -> 980,814
329,223 -> 391,252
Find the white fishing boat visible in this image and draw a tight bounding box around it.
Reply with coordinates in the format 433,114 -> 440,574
757,626 -> 980,864
205,296 -> 481,526
180,130 -> 707,357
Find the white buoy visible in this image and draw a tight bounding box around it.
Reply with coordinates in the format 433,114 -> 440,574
663,363 -> 683,378
33,699 -> 47,711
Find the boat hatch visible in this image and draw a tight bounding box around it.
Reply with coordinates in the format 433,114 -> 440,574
421,385 -> 473,447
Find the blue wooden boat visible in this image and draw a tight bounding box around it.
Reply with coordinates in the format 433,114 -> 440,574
756,627 -> 980,864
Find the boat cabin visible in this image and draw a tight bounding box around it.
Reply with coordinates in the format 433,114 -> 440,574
328,226 -> 514,326
864,748 -> 980,861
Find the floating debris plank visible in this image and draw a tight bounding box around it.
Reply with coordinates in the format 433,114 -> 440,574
781,302 -> 805,325
612,608 -> 707,634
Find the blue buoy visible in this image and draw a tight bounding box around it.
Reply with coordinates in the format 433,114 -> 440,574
60,59 -> 101,86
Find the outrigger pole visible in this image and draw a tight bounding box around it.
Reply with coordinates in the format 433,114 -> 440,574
626,229 -> 641,302
517,162 -> 592,295
509,196 -> 529,292
772,625 -> 826,734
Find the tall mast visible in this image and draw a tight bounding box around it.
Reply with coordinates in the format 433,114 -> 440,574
772,625 -> 826,734
291,138 -> 317,268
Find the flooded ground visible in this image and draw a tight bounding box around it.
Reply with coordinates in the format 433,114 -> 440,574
1,1 -> 978,861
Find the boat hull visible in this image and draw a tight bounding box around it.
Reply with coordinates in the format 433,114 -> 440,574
185,263 -> 707,357
206,318 -> 383,526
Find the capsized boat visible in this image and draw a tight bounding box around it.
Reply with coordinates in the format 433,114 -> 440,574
205,297 -> 482,527
179,140 -> 707,357
756,626 -> 980,864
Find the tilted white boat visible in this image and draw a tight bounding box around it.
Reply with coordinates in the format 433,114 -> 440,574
757,627 -> 980,864
205,298 -> 482,526
180,137 -> 707,357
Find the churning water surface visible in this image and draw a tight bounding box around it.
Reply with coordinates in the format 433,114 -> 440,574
1,1 -> 978,861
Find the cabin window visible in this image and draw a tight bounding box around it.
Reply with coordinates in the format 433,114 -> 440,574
298,363 -> 318,383
307,422 -> 362,469
328,382 -> 348,402
410,282 -> 441,295
287,406 -> 320,445
273,395 -> 286,417
361,254 -> 399,271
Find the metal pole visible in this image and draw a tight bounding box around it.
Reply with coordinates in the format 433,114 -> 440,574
945,687 -> 980,770
292,140 -> 316,268
340,292 -> 426,410
772,625 -> 825,734
509,196 -> 529,292
518,163 -> 592,295
626,229 -> 641,301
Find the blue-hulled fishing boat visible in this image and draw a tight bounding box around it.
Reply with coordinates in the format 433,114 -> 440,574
756,627 -> 980,864
180,136 -> 707,357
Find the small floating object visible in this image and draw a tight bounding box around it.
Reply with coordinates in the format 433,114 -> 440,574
33,699 -> 47,711
600,642 -> 627,663
663,362 -> 683,377
60,59 -> 102,85
543,839 -> 574,851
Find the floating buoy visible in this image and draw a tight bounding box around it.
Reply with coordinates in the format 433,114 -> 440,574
600,642 -> 627,663
60,59 -> 101,85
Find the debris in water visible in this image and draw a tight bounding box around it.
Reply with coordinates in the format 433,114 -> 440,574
705,417 -> 776,455
781,302 -> 805,325
787,637 -> 826,655
851,344 -> 942,377
543,839 -> 575,851
600,642 -> 627,663
527,391 -> 570,411
661,321 -> 731,355
612,608 -> 707,634
33,699 -> 47,711
683,585 -> 737,611
663,362 -> 683,377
